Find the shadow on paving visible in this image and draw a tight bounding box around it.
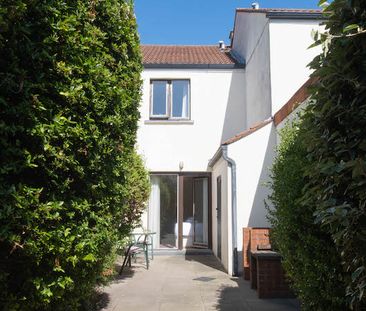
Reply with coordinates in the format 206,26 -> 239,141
185,254 -> 300,311
110,268 -> 135,283
185,254 -> 226,272
215,278 -> 301,311
85,290 -> 110,311
92,253 -> 301,311
89,258 -> 138,310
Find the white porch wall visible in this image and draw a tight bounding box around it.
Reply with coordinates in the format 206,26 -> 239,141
269,20 -> 323,114
227,122 -> 276,269
210,157 -> 231,275
137,69 -> 245,172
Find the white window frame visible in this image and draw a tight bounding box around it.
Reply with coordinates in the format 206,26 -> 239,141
150,79 -> 190,120
150,80 -> 169,118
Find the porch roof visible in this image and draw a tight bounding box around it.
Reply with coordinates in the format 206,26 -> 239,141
222,118 -> 273,146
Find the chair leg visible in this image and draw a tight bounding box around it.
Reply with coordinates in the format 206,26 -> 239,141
119,253 -> 130,275
144,248 -> 149,269
119,245 -> 133,275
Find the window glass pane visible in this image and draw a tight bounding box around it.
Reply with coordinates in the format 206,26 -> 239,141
172,80 -> 189,118
159,175 -> 177,248
193,178 -> 208,245
152,81 -> 167,116
183,177 -> 194,247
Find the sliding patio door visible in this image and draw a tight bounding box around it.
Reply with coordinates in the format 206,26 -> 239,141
149,174 -> 209,249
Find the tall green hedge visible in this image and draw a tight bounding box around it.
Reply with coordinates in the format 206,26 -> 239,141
0,0 -> 149,310
269,121 -> 347,310
304,0 -> 366,308
269,1 -> 366,310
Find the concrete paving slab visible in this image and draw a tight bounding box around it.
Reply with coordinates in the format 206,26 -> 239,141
97,254 -> 300,311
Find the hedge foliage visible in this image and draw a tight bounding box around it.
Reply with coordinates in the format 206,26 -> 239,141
269,0 -> 366,310
305,1 -> 366,308
0,0 -> 149,310
268,121 -> 348,310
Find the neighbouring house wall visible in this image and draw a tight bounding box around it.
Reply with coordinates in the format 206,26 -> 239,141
210,157 -> 231,274
221,69 -> 247,143
137,69 -> 245,172
231,12 -> 272,128
227,122 -> 276,272
269,20 -> 323,114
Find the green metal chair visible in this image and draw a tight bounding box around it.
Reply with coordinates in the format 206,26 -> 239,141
119,234 -> 150,274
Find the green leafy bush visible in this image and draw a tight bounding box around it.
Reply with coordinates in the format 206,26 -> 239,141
269,1 -> 366,309
303,0 -> 366,308
0,0 -> 148,310
119,151 -> 150,237
268,120 -> 347,311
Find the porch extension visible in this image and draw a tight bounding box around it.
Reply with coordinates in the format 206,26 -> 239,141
98,254 -> 300,311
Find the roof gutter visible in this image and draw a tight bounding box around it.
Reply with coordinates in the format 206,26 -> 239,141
208,147 -> 223,168
266,11 -> 324,20
222,145 -> 238,277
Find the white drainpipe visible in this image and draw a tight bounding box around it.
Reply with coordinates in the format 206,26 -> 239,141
222,145 -> 238,276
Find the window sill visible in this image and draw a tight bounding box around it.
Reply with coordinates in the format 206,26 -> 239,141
144,120 -> 194,125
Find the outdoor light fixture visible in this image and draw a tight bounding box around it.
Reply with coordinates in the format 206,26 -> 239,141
179,161 -> 184,171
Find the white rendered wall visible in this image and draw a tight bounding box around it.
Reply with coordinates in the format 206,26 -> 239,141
137,69 -> 245,172
269,20 -> 322,114
232,13 -> 323,127
227,122 -> 276,270
210,157 -> 231,274
231,12 -> 272,127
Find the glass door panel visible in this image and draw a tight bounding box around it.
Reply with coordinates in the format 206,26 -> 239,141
193,178 -> 208,246
149,175 -> 178,248
159,175 -> 177,248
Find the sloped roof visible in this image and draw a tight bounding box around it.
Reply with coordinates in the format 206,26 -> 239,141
141,45 -> 244,68
273,77 -> 318,126
222,118 -> 273,145
222,77 -> 319,146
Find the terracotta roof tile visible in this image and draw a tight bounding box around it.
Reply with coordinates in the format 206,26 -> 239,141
223,118 -> 273,145
273,77 -> 319,126
141,45 -> 240,65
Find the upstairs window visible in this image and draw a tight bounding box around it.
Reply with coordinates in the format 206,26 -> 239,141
150,80 -> 190,120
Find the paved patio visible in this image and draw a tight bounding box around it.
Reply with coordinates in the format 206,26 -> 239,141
97,254 -> 300,311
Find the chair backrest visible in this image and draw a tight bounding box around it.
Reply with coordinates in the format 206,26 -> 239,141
136,233 -> 148,244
